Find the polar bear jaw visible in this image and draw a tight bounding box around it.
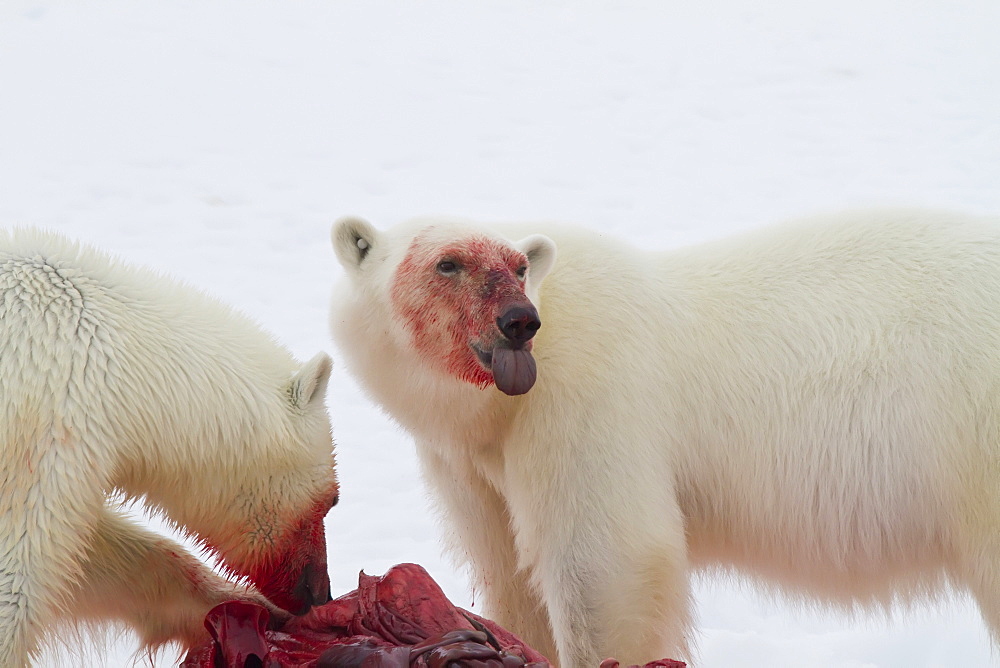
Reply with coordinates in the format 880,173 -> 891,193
390,232 -> 540,394
222,487 -> 338,615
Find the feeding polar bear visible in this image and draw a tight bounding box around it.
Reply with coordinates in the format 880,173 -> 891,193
330,209 -> 1000,666
0,229 -> 339,666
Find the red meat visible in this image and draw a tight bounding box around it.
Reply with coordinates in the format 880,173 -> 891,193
181,563 -> 684,668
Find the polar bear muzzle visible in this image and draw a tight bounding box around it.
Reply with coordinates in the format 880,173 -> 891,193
490,304 -> 541,395
497,304 -> 541,347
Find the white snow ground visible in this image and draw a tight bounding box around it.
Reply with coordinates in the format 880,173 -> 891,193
1,1 -> 998,666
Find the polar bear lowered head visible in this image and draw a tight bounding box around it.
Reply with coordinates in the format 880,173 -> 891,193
332,216 -> 556,397
174,350 -> 338,615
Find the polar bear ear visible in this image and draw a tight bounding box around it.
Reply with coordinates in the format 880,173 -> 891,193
289,352 -> 333,409
332,216 -> 381,272
517,234 -> 557,286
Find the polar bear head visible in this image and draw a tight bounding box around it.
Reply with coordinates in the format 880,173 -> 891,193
331,217 -> 556,396
154,351 -> 340,617
222,352 -> 339,615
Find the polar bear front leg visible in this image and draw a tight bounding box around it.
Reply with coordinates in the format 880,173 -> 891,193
419,447 -> 557,661
514,478 -> 693,668
61,504 -> 288,651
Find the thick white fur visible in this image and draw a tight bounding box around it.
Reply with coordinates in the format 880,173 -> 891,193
331,210 -> 1000,666
1,228 -> 336,666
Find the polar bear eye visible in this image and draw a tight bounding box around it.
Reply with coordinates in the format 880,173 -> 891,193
515,266 -> 528,280
436,260 -> 460,276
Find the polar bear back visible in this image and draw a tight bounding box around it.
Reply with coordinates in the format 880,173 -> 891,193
499,210 -> 1000,593
0,228 -> 299,487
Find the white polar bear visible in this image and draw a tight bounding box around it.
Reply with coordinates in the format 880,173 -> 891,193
0,228 -> 340,666
330,209 -> 1000,667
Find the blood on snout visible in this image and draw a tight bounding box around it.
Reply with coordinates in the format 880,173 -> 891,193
243,494 -> 334,614
391,233 -> 532,389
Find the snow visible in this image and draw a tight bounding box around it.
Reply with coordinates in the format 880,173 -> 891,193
1,1 -> 998,665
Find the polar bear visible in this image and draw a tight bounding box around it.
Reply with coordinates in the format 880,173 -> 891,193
1,228 -> 340,666
329,209 -> 1000,667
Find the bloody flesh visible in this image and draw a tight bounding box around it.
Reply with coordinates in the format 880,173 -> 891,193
181,563 -> 686,668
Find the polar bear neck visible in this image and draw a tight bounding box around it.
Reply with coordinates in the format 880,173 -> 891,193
332,290 -> 514,450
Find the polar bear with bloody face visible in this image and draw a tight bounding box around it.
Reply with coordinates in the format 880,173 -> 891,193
1,228 -> 339,666
386,223 -> 549,397
331,210 -> 1000,667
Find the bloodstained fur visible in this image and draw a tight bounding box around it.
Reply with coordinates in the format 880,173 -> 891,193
206,488 -> 336,615
390,232 -> 533,389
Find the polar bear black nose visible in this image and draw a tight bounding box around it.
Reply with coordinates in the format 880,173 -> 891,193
497,305 -> 541,347
291,562 -> 332,614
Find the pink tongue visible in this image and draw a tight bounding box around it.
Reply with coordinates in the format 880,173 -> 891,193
491,347 -> 537,396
